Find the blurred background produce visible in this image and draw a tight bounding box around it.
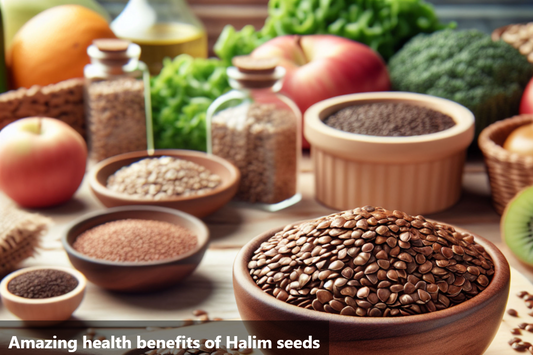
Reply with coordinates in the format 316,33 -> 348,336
388,29 -> 533,138
213,0 -> 454,64
0,0 -> 532,152
492,22 -> 533,63
503,123 -> 533,156
7,4 -> 116,89
111,0 -> 207,75
521,78 -> 533,115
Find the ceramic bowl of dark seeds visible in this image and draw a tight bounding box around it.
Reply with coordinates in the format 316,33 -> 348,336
0,266 -> 87,321
88,149 -> 240,218
304,92 -> 475,215
62,205 -> 209,292
233,206 -> 510,355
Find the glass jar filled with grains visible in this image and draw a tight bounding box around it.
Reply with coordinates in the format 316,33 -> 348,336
84,39 -> 152,162
206,56 -> 302,211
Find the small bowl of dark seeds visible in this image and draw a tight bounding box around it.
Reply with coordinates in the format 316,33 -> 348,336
304,92 -> 475,215
62,205 -> 209,292
0,266 -> 86,321
233,206 -> 510,355
88,149 -> 240,218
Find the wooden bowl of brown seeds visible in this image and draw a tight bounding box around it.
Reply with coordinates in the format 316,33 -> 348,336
0,266 -> 86,321
233,206 -> 510,355
88,149 -> 240,218
62,205 -> 209,292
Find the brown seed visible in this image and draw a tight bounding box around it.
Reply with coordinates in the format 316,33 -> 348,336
418,261 -> 433,274
452,245 -> 464,255
340,306 -> 357,316
518,291 -> 530,298
377,288 -> 391,302
353,252 -> 371,265
477,275 -> 489,287
316,289 -> 333,304
365,262 -> 380,274
418,289 -> 431,303
318,236 -> 332,244
400,294 -> 414,305
329,260 -> 345,271
376,226 -> 389,236
512,328 -> 522,335
329,299 -> 345,312
193,309 -> 207,317
357,287 -> 370,299
368,308 -> 382,317
509,337 -> 521,345
377,260 -> 390,269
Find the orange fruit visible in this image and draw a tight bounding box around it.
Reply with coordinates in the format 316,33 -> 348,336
7,4 -> 116,89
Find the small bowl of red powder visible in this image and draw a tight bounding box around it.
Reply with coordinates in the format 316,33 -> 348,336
0,266 -> 87,321
61,205 -> 209,292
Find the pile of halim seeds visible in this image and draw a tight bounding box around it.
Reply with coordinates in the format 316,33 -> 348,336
8,269 -> 78,299
248,206 -> 494,317
107,156 -> 222,200
73,219 -> 197,262
323,102 -> 456,137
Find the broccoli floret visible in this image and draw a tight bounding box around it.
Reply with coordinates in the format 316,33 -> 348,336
388,29 -> 533,136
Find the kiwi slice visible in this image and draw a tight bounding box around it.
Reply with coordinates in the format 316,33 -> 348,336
502,185 -> 533,264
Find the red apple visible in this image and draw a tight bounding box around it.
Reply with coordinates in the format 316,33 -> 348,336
0,117 -> 87,208
252,34 -> 390,148
520,77 -> 533,115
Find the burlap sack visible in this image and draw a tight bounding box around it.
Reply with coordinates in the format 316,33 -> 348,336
0,196 -> 51,275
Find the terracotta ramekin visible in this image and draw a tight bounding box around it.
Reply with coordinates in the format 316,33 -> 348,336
304,92 -> 475,215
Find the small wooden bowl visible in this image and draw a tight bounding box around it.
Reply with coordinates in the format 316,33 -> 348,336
62,205 -> 209,292
0,266 -> 86,321
234,224 -> 510,355
88,149 -> 240,218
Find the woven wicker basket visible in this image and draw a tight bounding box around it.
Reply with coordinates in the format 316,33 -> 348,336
479,114 -> 533,214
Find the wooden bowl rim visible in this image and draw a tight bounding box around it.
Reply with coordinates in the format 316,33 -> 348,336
61,205 -> 209,267
88,149 -> 240,203
234,219 -> 510,327
0,266 -> 87,305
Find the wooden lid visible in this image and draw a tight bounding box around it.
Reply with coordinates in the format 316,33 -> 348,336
93,39 -> 131,53
232,56 -> 278,74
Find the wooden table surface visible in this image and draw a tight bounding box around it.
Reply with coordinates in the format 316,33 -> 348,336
1,155 -> 532,354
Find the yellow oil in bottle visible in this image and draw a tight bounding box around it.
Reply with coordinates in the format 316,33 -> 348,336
120,22 -> 207,75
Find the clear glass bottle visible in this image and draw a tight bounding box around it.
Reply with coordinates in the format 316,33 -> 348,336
84,39 -> 152,162
207,56 -> 302,211
111,0 -> 208,75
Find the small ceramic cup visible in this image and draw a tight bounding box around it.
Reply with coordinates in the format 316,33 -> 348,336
304,92 -> 475,215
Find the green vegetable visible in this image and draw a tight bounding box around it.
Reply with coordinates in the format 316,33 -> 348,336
388,29 -> 533,136
214,0 -> 453,63
151,55 -> 231,151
